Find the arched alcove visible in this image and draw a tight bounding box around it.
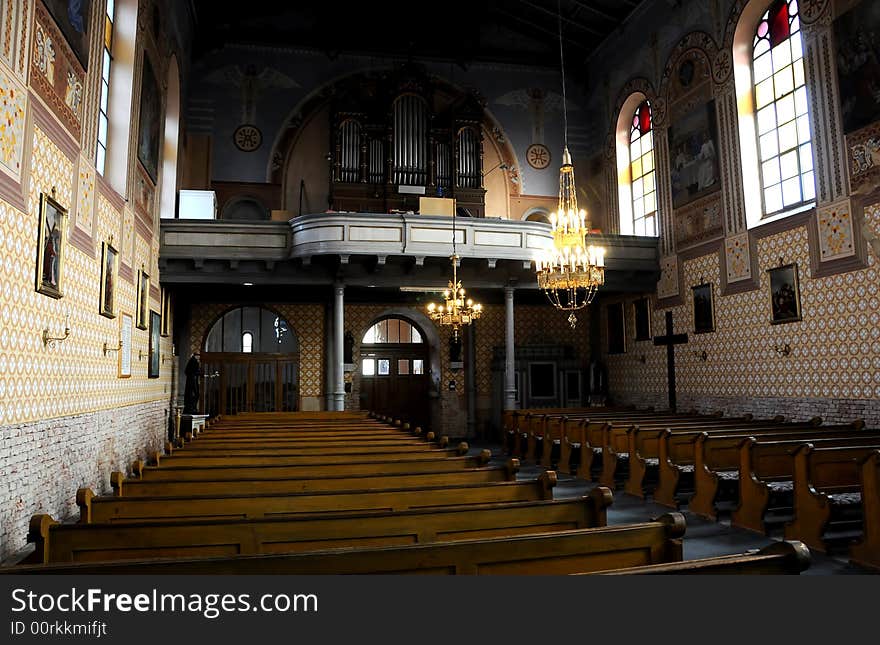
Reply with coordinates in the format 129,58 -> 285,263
201,306 -> 300,414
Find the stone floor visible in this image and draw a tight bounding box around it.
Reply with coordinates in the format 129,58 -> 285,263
473,441 -> 872,575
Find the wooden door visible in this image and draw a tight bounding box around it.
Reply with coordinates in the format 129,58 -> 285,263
201,354 -> 299,414
360,348 -> 429,430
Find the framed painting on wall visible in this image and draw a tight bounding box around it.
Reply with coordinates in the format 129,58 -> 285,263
668,100 -> 720,209
160,287 -> 171,336
99,241 -> 118,318
35,192 -> 67,299
692,283 -> 715,334
768,263 -> 802,325
633,297 -> 651,341
119,313 -> 132,378
149,310 -> 161,378
607,302 -> 626,354
136,269 -> 150,330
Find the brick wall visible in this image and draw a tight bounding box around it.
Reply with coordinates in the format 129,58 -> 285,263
0,399 -> 170,562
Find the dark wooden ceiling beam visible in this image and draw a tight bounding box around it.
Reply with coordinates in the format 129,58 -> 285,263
493,7 -> 590,53
568,0 -> 620,23
515,0 -> 605,37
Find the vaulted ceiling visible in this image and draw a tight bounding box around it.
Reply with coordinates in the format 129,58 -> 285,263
189,0 -> 647,69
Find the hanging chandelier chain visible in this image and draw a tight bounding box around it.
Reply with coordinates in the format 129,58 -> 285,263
558,0 -> 568,150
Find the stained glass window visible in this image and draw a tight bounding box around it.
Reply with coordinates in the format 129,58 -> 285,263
96,0 -> 115,174
752,0 -> 814,215
629,101 -> 657,236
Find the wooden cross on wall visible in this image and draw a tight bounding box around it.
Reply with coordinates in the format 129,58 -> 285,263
653,311 -> 688,411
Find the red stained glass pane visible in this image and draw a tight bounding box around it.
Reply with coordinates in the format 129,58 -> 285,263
768,0 -> 791,48
638,102 -> 652,134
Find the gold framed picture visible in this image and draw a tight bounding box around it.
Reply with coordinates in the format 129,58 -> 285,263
160,287 -> 171,337
119,313 -> 133,379
99,241 -> 118,319
692,283 -> 715,334
35,192 -> 67,299
136,269 -> 150,330
768,262 -> 802,325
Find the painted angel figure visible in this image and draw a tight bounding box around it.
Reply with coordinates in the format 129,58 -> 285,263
205,64 -> 299,124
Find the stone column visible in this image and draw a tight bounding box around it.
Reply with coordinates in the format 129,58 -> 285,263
714,79 -> 748,234
465,323 -> 476,439
504,286 -> 517,411
653,124 -> 676,255
333,283 -> 345,412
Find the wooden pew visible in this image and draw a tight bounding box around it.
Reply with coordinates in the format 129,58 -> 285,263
160,443 -> 465,459
689,430 -> 880,519
27,488 -> 613,564
784,443 -> 880,553
590,541 -> 811,575
598,416 -> 780,489
625,417 -> 798,499
849,451 -> 880,571
76,472 -> 558,523
110,460 -> 521,497
135,451 -> 492,481
732,437 -> 880,534
8,513 -> 686,575
152,444 -> 470,468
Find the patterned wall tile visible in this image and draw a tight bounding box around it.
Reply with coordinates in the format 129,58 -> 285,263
725,232 -> 752,282
816,198 -> 855,261
0,126 -> 172,426
604,213 -> 880,409
0,61 -> 26,180
657,255 -> 679,299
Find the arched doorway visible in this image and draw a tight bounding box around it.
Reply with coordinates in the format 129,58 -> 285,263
359,316 -> 429,429
202,307 -> 299,415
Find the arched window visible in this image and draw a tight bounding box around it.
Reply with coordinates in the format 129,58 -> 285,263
734,0 -> 815,226
204,307 -> 298,353
362,318 -> 423,344
628,101 -> 657,237
95,0 -> 115,174
751,0 -> 814,215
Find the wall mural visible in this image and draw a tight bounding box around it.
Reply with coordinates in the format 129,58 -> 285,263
43,0 -> 90,70
137,56 -> 161,182
835,0 -> 880,134
669,99 -> 719,209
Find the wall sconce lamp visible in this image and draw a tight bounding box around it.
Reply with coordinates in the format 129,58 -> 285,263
693,350 -> 708,362
138,350 -> 147,361
638,354 -> 646,364
774,343 -> 792,357
161,353 -> 172,364
42,312 -> 71,349
103,340 -> 122,356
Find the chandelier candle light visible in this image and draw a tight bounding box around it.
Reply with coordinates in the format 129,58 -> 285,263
427,211 -> 482,340
535,2 -> 606,329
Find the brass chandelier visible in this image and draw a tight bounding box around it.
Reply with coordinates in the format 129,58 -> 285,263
427,211 -> 482,339
535,3 -> 605,329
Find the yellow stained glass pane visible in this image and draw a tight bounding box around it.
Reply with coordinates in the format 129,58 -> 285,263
772,41 -> 792,69
759,131 -> 778,160
779,149 -> 799,180
753,51 -> 773,83
782,176 -> 801,206
643,172 -> 655,193
104,17 -> 113,50
631,157 -> 642,180
632,177 -> 643,199
792,58 -> 805,88
774,66 -> 794,99
757,105 -> 776,135
642,151 -> 654,173
776,93 -> 795,125
755,78 -> 774,108
762,158 -> 781,185
644,191 -> 656,215
778,120 -> 798,152
764,184 -> 783,214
